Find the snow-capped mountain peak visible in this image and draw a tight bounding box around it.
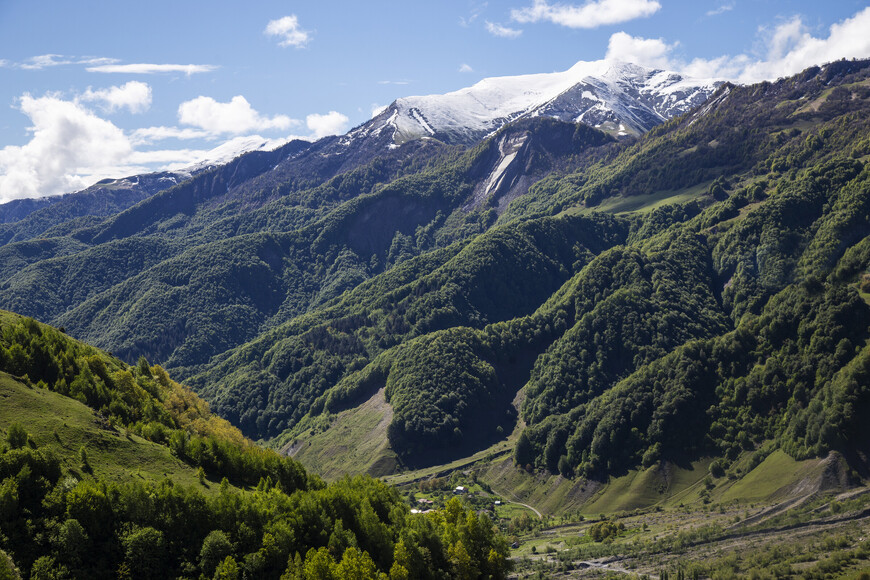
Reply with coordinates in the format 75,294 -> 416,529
177,135 -> 291,175
354,59 -> 723,145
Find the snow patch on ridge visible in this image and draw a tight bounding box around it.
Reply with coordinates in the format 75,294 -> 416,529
178,135 -> 289,174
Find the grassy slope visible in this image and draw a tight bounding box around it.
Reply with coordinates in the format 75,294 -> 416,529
294,387 -> 523,484
285,388 -> 398,479
0,372 -> 205,490
565,180 -> 713,216
580,460 -> 713,515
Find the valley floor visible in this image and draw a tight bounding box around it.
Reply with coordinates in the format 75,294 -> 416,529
509,487 -> 870,578
383,434 -> 869,579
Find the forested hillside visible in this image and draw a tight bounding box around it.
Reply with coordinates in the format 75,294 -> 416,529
271,59 -> 870,479
0,312 -> 510,578
214,59 -> 870,480
1,59 -> 870,486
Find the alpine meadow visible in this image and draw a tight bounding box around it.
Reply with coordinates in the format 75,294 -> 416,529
2,3 -> 870,577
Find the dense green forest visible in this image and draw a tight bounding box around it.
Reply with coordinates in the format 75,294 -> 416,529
276,59 -> 870,476
1,59 -> 870,488
0,312 -> 510,579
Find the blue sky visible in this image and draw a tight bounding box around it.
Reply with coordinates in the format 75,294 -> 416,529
1,0 -> 869,201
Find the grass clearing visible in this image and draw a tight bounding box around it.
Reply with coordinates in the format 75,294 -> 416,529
720,449 -> 825,503
0,372 -> 205,490
481,458 -> 600,516
583,460 -> 712,514
287,387 -> 398,480
560,181 -> 712,217
793,79 -> 870,115
495,502 -> 538,520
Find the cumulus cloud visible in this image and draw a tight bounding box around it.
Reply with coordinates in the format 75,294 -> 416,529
306,111 -> 350,139
605,32 -> 677,69
0,90 -> 332,202
178,95 -> 296,135
730,10 -> 870,81
80,81 -> 152,114
265,15 -> 311,48
601,8 -> 870,83
486,21 -> 522,38
459,63 -> 474,73
511,0 -> 660,29
0,94 -> 291,202
0,94 -> 136,200
87,63 -> 218,75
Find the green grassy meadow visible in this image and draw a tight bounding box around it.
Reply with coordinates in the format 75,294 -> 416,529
0,372 -> 206,490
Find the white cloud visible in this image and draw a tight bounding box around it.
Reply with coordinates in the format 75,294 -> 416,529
0,91 -> 335,202
79,57 -> 119,67
689,8 -> 870,82
15,54 -> 119,70
0,94 -> 137,201
486,21 -> 522,38
706,3 -> 734,17
605,32 -> 676,69
371,104 -> 388,118
739,9 -> 870,81
378,80 -> 411,85
18,54 -> 71,70
459,63 -> 474,73
80,81 -> 153,114
603,7 -> 870,83
86,63 -> 218,75
178,95 -> 296,135
306,111 -> 350,139
8,55 -> 119,70
511,0 -> 660,29
264,15 -> 311,48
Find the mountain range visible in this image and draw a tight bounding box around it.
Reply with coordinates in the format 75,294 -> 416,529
0,58 -> 721,231
1,56 -> 869,489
